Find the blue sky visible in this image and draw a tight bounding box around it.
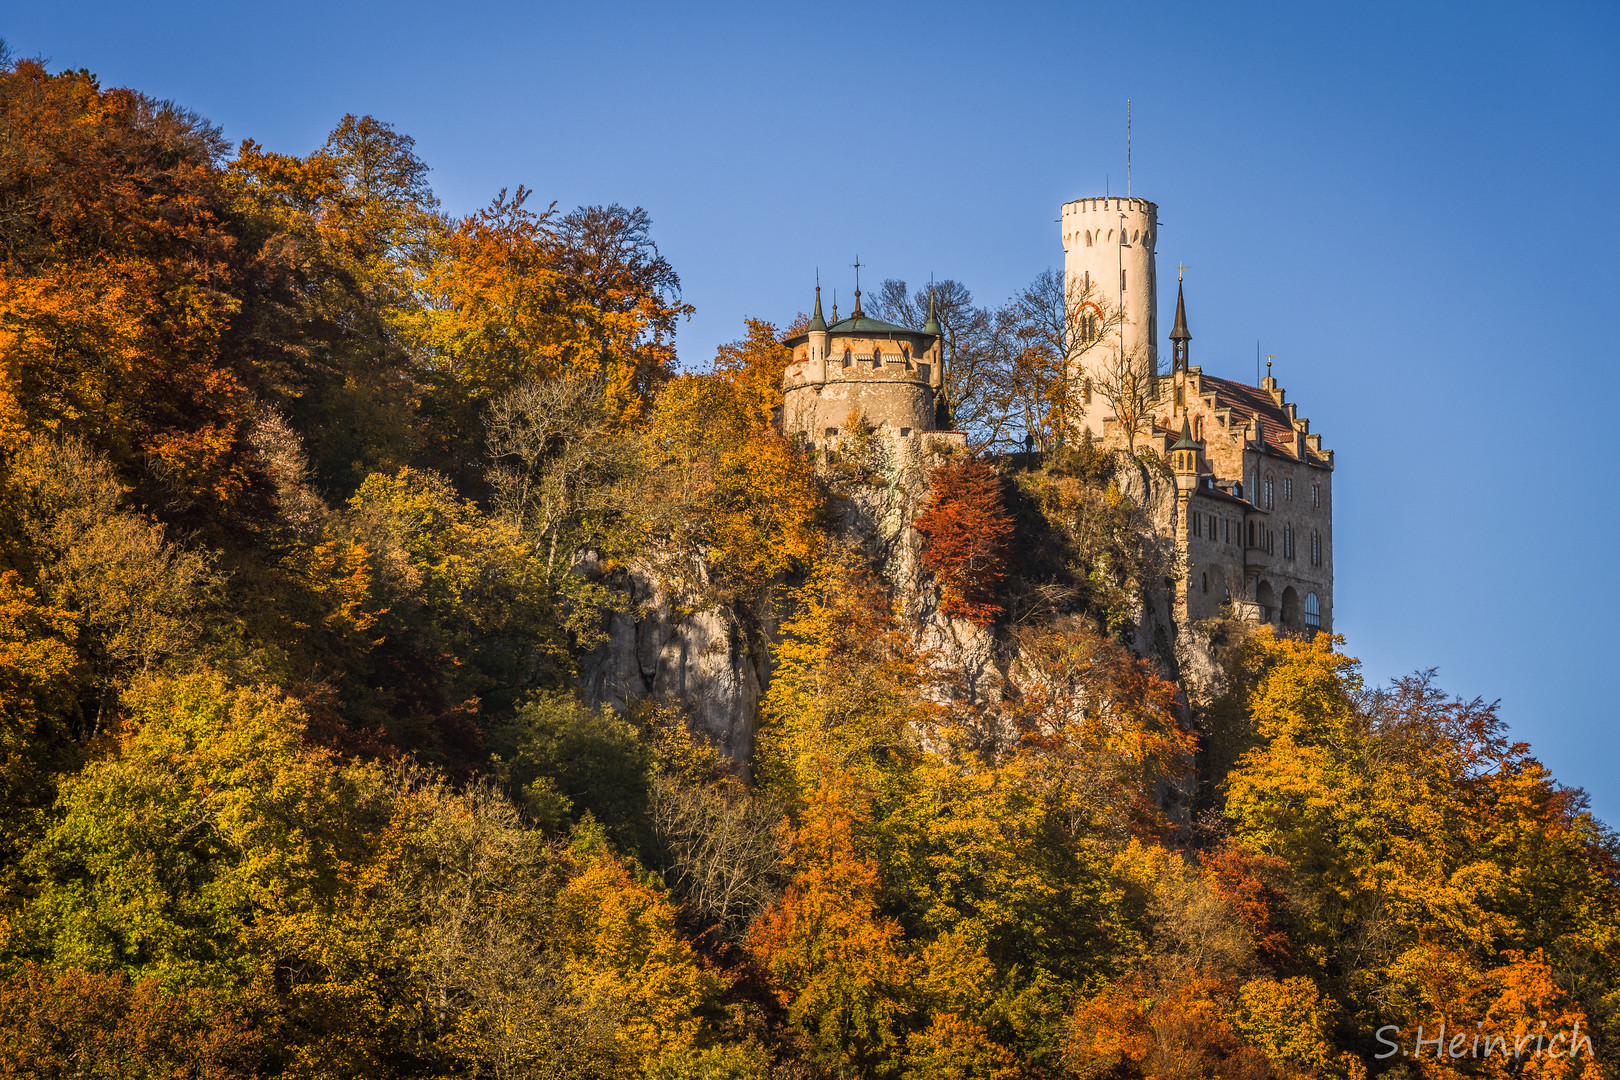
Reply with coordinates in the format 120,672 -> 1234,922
11,1 -> 1620,820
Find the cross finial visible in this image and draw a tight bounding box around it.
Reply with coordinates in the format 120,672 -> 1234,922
1177,263 -> 1189,281
850,255 -> 864,317
1267,355 -> 1274,378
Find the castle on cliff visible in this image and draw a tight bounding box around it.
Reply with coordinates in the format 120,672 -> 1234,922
780,194 -> 1333,637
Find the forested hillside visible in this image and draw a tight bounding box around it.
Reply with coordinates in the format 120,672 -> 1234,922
0,54 -> 1615,1079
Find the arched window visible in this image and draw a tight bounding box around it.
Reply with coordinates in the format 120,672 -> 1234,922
842,347 -> 852,367
1085,230 -> 1093,247
1264,473 -> 1275,509
1201,572 -> 1208,594
1194,417 -> 1203,440
1304,592 -> 1322,630
1250,469 -> 1259,503
872,347 -> 882,367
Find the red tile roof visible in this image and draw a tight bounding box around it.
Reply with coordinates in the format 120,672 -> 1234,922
1194,374 -> 1326,465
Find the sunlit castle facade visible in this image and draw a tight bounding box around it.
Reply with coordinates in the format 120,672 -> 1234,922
781,284 -> 964,453
1063,194 -> 1335,635
774,195 -> 1334,639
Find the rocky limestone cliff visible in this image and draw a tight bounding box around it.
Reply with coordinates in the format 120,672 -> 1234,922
575,440 -> 1228,766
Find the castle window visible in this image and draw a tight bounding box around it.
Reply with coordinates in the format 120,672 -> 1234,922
825,427 -> 838,437
1201,572 -> 1208,593
1304,592 -> 1322,630
1085,231 -> 1093,247
1121,268 -> 1128,291
1311,529 -> 1321,566
1248,521 -> 1255,547
1194,417 -> 1203,440
1223,518 -> 1229,544
1284,478 -> 1293,501
1284,524 -> 1294,559
1264,474 -> 1275,509
1312,483 -> 1321,509
901,345 -> 911,364
1250,469 -> 1258,502
900,428 -> 911,437
842,348 -> 852,367
872,347 -> 882,367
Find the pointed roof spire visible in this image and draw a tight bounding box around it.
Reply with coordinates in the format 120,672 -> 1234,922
1170,413 -> 1199,451
922,288 -> 942,336
850,255 -> 864,319
808,282 -> 828,332
831,290 -> 839,322
1169,278 -> 1191,343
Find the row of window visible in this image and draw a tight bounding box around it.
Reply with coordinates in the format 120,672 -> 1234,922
1248,469 -> 1323,511
1196,575 -> 1324,632
1189,512 -> 1322,566
841,344 -> 913,368
1081,228 -> 1151,248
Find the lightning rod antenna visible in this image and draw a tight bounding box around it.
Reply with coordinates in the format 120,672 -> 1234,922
1127,100 -> 1132,197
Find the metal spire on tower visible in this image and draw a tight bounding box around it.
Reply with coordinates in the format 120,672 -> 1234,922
1170,273 -> 1191,373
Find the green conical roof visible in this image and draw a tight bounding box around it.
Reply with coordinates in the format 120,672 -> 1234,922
922,290 -> 942,336
1170,414 -> 1199,451
808,285 -> 828,332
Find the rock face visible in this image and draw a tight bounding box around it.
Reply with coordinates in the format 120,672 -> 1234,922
574,442 -> 1225,767
575,566 -> 765,762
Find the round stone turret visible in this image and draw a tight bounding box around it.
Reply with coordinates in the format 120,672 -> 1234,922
782,290 -> 943,448
1061,196 -> 1159,436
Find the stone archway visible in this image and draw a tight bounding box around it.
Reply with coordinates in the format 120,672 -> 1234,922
1281,586 -> 1300,629
1256,580 -> 1277,623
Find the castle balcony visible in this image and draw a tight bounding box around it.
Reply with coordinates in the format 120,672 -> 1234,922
1244,546 -> 1268,571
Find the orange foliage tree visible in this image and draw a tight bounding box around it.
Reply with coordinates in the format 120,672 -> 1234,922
0,60 -> 263,511
912,456 -> 1015,626
747,773 -> 912,1077
0,963 -> 259,1078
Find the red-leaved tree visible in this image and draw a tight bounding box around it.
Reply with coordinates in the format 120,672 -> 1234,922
912,457 -> 1014,626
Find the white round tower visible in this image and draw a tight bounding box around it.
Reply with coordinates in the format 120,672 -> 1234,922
1060,196 -> 1159,436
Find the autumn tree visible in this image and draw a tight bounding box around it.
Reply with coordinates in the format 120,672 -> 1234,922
747,774 -> 913,1078
912,456 -> 1015,626
866,278 -> 1007,447
642,321 -> 822,612
0,60 -> 266,513
1093,341 -> 1163,452
1003,268 -> 1124,451
401,190 -> 691,471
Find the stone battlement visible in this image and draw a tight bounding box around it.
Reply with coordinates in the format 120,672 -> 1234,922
1061,196 -> 1158,216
